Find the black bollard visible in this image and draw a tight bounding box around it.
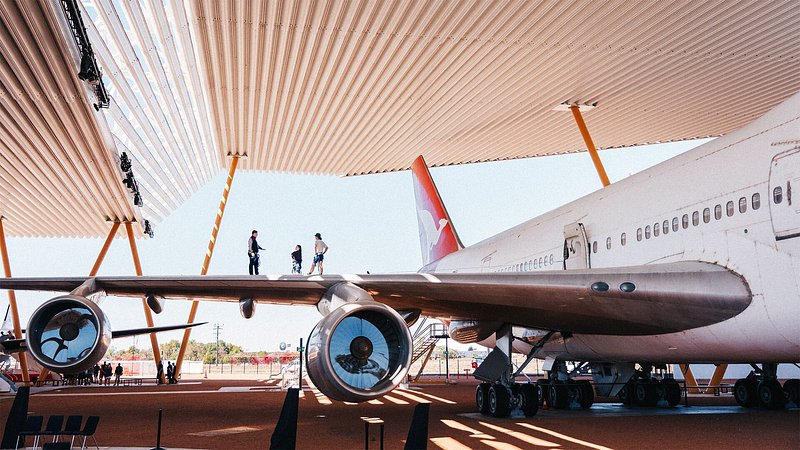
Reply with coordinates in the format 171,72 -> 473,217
404,403 -> 429,450
1,386 -> 30,449
150,408 -> 165,450
270,388 -> 299,450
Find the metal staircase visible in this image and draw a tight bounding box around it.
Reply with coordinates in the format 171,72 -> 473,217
410,320 -> 448,381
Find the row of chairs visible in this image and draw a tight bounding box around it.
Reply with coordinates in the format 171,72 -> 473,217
16,415 -> 99,450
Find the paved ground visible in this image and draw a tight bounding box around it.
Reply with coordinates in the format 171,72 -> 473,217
0,377 -> 797,449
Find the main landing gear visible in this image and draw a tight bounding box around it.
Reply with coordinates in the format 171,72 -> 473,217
734,363 -> 799,409
536,360 -> 595,410
617,366 -> 681,407
476,381 -> 539,417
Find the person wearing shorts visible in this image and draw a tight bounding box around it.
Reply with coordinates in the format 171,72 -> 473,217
307,233 -> 328,275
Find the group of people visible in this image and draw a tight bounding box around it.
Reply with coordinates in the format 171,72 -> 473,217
248,231 -> 329,276
68,361 -> 124,386
156,360 -> 179,384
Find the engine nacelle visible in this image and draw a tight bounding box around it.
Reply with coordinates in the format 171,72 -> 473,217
26,295 -> 112,374
448,320 -> 503,344
306,301 -> 412,402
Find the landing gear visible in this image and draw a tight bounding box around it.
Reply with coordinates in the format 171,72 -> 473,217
538,378 -> 594,410
475,382 -> 538,417
734,363 -> 794,410
617,365 -> 682,407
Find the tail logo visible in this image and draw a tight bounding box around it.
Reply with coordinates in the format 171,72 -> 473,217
418,209 -> 449,261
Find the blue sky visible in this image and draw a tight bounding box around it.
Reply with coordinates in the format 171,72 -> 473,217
4,140 -> 705,352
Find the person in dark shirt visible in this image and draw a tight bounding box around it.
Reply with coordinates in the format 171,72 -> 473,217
248,230 -> 265,275
291,245 -> 302,274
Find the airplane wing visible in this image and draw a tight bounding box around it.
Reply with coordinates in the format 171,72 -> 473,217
0,261 -> 751,336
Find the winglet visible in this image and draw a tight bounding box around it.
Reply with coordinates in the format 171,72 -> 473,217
411,155 -> 463,266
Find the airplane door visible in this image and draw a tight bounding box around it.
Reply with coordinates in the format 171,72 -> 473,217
769,148 -> 800,241
563,222 -> 590,269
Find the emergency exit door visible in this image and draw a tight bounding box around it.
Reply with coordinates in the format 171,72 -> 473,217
770,148 -> 800,241
563,222 -> 590,269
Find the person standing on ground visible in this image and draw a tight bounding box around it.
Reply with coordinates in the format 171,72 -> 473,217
166,362 -> 174,384
307,233 -> 329,275
156,360 -> 164,385
93,363 -> 100,384
248,230 -> 266,275
114,363 -> 123,386
291,245 -> 302,274
103,362 -> 112,385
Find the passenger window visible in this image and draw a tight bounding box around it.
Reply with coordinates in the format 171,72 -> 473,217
662,220 -> 669,235
703,207 -> 710,223
773,186 -> 783,204
549,254 -> 553,265
726,201 -> 734,217
672,217 -> 679,232
592,241 -> 598,253
543,257 -> 548,267
752,193 -> 761,210
637,228 -> 642,241
645,225 -> 651,239
714,204 -> 722,220
533,259 -> 537,269
539,257 -> 543,267
654,222 -> 660,237
739,197 -> 747,213
621,233 -> 627,246
682,214 -> 689,229
606,237 -> 611,249
692,211 -> 699,226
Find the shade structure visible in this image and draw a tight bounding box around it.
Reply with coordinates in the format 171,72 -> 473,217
2,0 -> 800,237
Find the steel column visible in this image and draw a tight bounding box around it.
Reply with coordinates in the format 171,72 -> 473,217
0,217 -> 30,384
175,155 -> 240,378
570,105 -> 610,187
706,364 -> 728,392
125,221 -> 164,382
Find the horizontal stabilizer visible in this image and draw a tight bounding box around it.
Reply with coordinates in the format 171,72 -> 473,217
111,322 -> 207,339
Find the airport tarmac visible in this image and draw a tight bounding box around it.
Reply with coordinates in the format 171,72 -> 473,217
0,378 -> 797,449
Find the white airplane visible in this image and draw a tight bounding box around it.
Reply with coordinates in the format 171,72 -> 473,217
1,90 -> 799,418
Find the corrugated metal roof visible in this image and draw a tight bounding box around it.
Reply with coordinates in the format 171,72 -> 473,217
2,0 -> 800,237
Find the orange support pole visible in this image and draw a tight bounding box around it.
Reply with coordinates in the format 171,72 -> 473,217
679,364 -> 701,394
570,105 -> 611,187
0,217 -> 30,385
125,221 -> 164,382
175,155 -> 240,378
706,363 -> 728,393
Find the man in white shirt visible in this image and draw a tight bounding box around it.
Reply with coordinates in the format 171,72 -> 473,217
308,233 -> 329,275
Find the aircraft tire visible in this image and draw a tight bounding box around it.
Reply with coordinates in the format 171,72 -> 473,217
783,379 -> 799,406
536,379 -> 550,407
577,380 -> 594,409
734,378 -> 758,408
519,383 -> 539,417
634,381 -> 658,406
476,383 -> 490,414
488,384 -> 511,418
618,381 -> 634,405
548,383 -> 569,409
757,380 -> 786,410
662,379 -> 682,406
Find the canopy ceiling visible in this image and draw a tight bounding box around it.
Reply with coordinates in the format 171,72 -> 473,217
1,0 -> 800,237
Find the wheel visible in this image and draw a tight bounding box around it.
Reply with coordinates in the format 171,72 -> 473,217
577,380 -> 594,409
618,381 -> 634,405
488,384 -> 511,417
734,378 -> 758,408
476,383 -> 490,414
634,381 -> 658,406
758,380 -> 786,409
537,380 -> 550,407
548,383 -> 569,409
783,379 -> 799,406
519,383 -> 539,417
662,379 -> 682,406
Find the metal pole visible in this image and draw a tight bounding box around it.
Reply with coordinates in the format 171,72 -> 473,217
0,217 -> 30,385
175,155 -> 240,378
125,221 -> 164,383
299,338 -> 303,389
445,337 -> 449,383
569,105 -> 611,187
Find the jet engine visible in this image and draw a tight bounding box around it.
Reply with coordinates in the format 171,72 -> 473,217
26,295 -> 112,374
306,301 -> 412,402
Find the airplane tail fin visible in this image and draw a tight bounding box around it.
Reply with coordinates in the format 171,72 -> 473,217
411,155 -> 464,266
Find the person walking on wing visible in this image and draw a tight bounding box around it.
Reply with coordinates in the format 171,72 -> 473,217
307,233 -> 329,275
248,230 -> 266,275
291,245 -> 302,274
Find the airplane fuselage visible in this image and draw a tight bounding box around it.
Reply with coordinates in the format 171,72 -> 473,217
429,93 -> 800,364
